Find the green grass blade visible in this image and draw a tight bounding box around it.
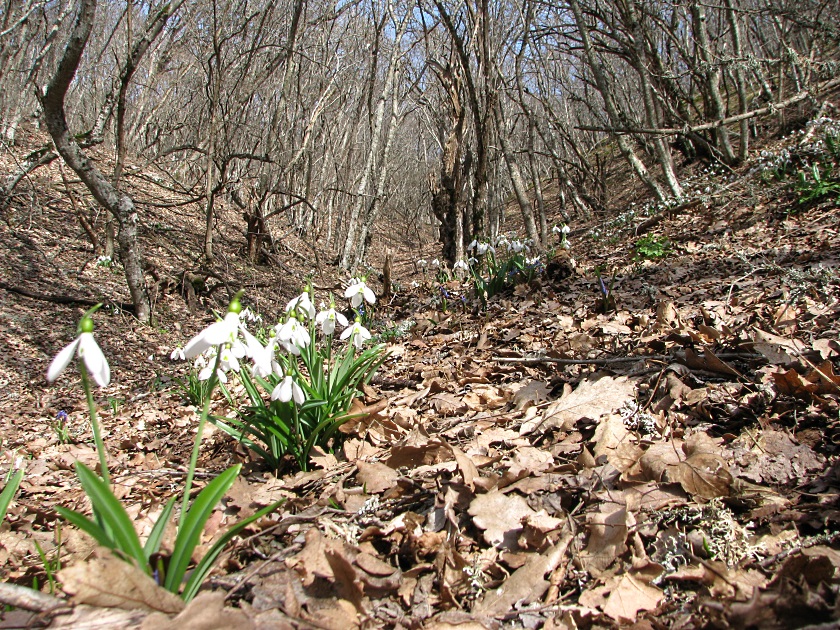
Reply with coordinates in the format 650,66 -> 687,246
0,468 -> 24,522
54,506 -> 113,548
143,496 -> 176,561
164,464 -> 241,593
74,462 -> 146,568
180,498 -> 285,601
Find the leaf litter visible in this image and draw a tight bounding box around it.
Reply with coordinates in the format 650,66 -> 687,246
1,143 -> 840,629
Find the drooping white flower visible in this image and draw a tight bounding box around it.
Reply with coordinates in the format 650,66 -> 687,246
248,334 -> 276,378
431,259 -> 440,268
276,317 -> 311,350
47,319 -> 111,387
316,307 -> 349,336
241,307 -> 262,323
467,239 -> 478,251
344,279 -> 376,308
271,375 -> 305,405
170,346 -> 186,361
285,292 -> 315,320
184,312 -> 241,359
340,320 -> 372,349
453,259 -> 469,272
417,259 -> 428,268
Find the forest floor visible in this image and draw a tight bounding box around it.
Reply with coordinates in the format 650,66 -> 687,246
1,121 -> 840,629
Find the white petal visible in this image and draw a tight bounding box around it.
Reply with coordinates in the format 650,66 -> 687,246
292,381 -> 305,405
47,338 -> 81,383
363,287 -> 376,304
335,312 -> 349,327
340,326 -> 352,340
78,333 -> 110,387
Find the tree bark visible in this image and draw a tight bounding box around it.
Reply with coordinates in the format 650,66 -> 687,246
40,0 -> 155,323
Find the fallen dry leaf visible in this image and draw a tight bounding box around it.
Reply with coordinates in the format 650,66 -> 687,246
59,548 -> 185,614
602,574 -> 663,623
468,490 -> 536,549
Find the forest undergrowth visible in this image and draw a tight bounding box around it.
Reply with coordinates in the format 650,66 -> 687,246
1,118 -> 840,629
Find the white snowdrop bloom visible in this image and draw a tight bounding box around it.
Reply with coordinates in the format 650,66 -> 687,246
170,346 -> 186,361
316,307 -> 349,336
418,259 -> 428,268
340,320 -> 372,349
431,259 -> 440,267
285,292 -> 316,320
344,279 -> 376,308
453,259 -> 469,272
276,317 -> 311,350
184,311 -> 241,359
47,319 -> 111,387
271,375 -> 305,405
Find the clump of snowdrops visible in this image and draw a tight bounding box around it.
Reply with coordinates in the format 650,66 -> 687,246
46,300 -> 283,601
174,279 -> 388,473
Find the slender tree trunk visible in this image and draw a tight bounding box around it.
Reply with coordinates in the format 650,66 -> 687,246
623,0 -> 682,196
340,20 -> 396,269
691,0 -> 736,165
725,0 -> 750,163
40,0 -> 152,322
495,105 -> 539,247
568,0 -> 666,200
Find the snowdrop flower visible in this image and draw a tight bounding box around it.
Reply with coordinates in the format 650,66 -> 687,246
341,319 -> 372,349
417,259 -> 427,268
476,242 -> 493,256
249,333 -> 277,378
276,317 -> 311,352
316,306 -> 349,336
170,346 -> 186,361
509,240 -> 527,253
453,259 -> 469,272
561,240 -> 571,250
271,375 -> 305,405
197,343 -> 246,382
47,316 -> 111,387
431,259 -> 440,268
286,292 -> 315,320
467,239 -> 478,251
344,278 -> 376,308
184,311 -> 241,359
241,307 -> 262,324
468,257 -> 478,265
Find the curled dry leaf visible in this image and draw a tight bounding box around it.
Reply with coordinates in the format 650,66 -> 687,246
356,461 -> 400,495
579,507 -> 630,574
520,374 -> 637,436
59,548 -> 185,615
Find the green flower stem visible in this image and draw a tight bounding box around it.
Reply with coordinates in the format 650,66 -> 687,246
180,350 -> 222,525
80,365 -> 110,487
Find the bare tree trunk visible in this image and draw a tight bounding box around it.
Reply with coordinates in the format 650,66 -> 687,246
691,0 -> 736,165
40,0 -> 152,322
568,0 -> 666,200
495,104 -> 539,247
725,0 -> 749,163
622,0 -> 682,196
340,10 -> 406,270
